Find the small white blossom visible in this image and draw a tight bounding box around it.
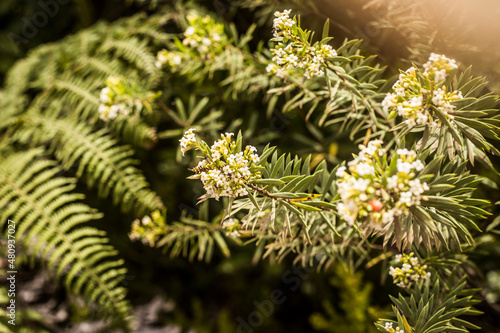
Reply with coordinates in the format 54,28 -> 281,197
357,163 -> 375,176
179,128 -> 197,156
389,252 -> 430,288
142,216 -> 152,225
229,231 -> 241,238
336,166 -> 347,177
202,37 -> 212,46
185,26 -> 195,36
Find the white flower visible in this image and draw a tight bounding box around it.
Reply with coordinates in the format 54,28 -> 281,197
108,105 -> 119,119
202,37 -> 212,46
382,93 -> 396,111
157,53 -> 167,63
236,187 -> 248,196
142,216 -> 152,225
198,45 -> 207,53
416,113 -> 428,125
397,160 -> 413,174
357,163 -> 375,176
405,118 -> 416,127
410,256 -> 419,266
399,191 -> 413,204
336,166 -> 347,177
321,44 -> 337,57
409,95 -> 423,108
179,128 -> 197,156
100,87 -> 111,103
337,202 -> 357,226
353,178 -> 371,192
387,175 -> 398,189
173,55 -> 182,65
390,253 -> 430,289
382,210 -> 395,223
266,64 -> 276,73
229,231 -> 241,238
434,68 -> 447,82
185,26 -> 195,36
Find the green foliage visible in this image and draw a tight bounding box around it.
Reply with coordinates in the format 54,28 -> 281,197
376,278 -> 481,333
15,113 -> 163,215
169,4 -> 499,332
0,150 -> 132,330
309,265 -> 382,333
229,147 -> 351,267
0,9 -> 170,330
156,212 -> 231,262
375,154 -> 488,250
1,0 -> 499,331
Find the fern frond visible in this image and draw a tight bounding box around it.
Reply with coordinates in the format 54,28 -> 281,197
3,13 -> 165,147
99,38 -> 158,78
109,116 -> 159,148
17,113 -> 163,215
0,149 -> 133,331
77,55 -> 126,81
53,76 -> 101,120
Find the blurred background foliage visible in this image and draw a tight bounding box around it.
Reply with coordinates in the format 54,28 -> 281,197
1,0 -> 500,332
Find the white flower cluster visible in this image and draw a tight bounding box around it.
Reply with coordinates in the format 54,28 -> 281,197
129,211 -> 166,247
423,53 -> 458,83
431,87 -> 463,121
98,77 -> 131,121
266,63 -> 286,78
382,53 -> 463,128
269,10 -> 337,79
181,14 -> 225,55
336,141 -> 429,226
222,218 -> 241,238
272,9 -> 295,39
182,132 -> 262,200
384,322 -> 404,333
389,148 -> 429,207
179,128 -> 197,156
389,253 -> 431,288
155,50 -> 183,69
